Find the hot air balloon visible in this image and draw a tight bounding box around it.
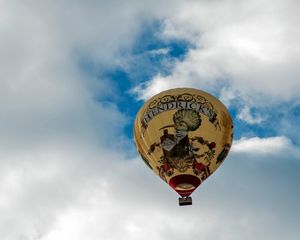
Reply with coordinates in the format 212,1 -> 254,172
134,88 -> 233,206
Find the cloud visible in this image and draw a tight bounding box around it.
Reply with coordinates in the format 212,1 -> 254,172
237,106 -> 265,124
19,146 -> 300,240
0,1 -> 147,239
147,48 -> 171,56
232,136 -> 296,155
135,0 -> 300,104
0,137 -> 129,240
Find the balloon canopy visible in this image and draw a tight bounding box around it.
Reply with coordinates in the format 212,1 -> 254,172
134,88 -> 233,205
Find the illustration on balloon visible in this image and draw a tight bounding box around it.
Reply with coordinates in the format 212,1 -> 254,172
134,88 -> 233,205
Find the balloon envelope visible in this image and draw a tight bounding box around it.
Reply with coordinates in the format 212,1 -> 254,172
134,88 -> 233,197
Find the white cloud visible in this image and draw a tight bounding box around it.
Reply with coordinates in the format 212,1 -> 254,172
232,136 -> 295,155
135,0 -> 300,105
147,48 -> 170,56
237,106 -> 265,124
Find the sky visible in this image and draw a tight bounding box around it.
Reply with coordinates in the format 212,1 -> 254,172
0,0 -> 300,239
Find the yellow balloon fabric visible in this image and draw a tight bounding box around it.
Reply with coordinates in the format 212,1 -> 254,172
134,88 -> 233,197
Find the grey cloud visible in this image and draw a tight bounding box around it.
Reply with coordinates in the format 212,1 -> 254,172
38,150 -> 300,240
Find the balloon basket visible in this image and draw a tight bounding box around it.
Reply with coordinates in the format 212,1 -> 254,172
178,196 -> 192,206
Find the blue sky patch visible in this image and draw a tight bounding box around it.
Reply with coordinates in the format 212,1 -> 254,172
229,100 -> 300,145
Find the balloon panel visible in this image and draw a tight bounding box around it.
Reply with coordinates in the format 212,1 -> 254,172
134,88 -> 233,196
